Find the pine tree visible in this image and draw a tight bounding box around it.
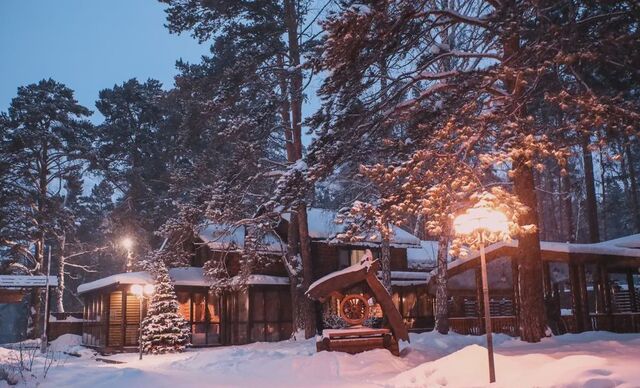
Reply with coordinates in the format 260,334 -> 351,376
307,0 -> 639,342
158,0 -> 330,337
0,79 -> 92,336
141,259 -> 191,354
93,78 -> 173,263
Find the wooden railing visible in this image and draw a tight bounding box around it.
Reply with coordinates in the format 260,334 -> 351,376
449,313 -> 640,337
449,316 -> 518,337
590,313 -> 640,333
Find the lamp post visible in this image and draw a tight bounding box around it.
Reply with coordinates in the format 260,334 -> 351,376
131,283 -> 155,360
453,204 -> 510,384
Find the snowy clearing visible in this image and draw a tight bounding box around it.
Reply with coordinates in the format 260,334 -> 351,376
2,331 -> 640,387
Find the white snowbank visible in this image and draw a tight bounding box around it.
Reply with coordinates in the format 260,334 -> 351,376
49,334 -> 82,352
4,330 -> 640,387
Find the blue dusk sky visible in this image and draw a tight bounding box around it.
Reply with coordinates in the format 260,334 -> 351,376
0,0 -> 208,122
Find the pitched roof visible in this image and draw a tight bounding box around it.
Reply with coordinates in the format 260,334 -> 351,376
282,208 -> 421,247
197,224 -> 286,253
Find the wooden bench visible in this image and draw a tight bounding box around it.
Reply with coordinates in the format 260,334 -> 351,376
317,327 -> 399,356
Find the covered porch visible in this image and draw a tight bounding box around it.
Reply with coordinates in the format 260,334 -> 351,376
441,234 -> 640,337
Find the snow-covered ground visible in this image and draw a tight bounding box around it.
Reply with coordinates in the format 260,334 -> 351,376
2,331 -> 640,387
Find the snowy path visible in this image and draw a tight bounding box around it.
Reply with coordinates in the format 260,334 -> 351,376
2,331 -> 640,387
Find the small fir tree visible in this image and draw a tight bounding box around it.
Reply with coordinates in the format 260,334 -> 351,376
141,261 -> 190,354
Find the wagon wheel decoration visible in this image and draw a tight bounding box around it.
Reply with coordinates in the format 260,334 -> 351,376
340,294 -> 370,325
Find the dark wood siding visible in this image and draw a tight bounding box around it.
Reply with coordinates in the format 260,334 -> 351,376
390,248 -> 408,271
312,242 -> 339,279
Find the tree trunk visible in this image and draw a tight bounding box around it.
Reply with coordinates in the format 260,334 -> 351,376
296,205 -> 316,338
57,233 -> 66,312
561,172 -> 574,242
284,0 -> 316,338
512,157 -> 547,343
434,225 -> 450,334
624,141 -> 640,232
380,219 -> 392,293
582,138 -> 600,243
504,23 -> 546,342
30,138 -> 49,339
598,148 -> 608,240
284,207 -> 304,337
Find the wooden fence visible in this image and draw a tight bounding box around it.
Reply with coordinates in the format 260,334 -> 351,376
448,316 -> 518,337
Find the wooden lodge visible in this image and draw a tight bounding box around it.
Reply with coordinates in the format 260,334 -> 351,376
78,268 -> 292,351
77,208 -> 433,352
438,234 -> 640,337
77,204 -> 640,353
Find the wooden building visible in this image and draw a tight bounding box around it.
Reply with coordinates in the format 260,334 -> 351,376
435,234 -> 640,336
78,268 -> 292,351
77,208 -> 433,352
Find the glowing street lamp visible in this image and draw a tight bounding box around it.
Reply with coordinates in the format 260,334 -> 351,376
131,283 -> 155,360
453,203 -> 510,384
120,237 -> 135,272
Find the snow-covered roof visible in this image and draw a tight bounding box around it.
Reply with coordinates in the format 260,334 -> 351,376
407,240 -> 440,270
388,271 -> 431,287
77,267 -> 289,294
197,224 -> 285,254
282,208 -> 421,247
446,234 -> 640,273
308,260 -> 372,294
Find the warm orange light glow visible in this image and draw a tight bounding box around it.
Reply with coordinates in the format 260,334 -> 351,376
131,284 -> 143,297
453,206 -> 509,236
120,237 -> 135,250
131,283 -> 155,297
143,284 -> 155,296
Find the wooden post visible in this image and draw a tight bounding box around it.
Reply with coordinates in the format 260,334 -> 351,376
479,240 -> 496,383
594,264 -> 606,314
568,262 -> 582,332
475,267 -> 484,324
542,261 -> 552,298
599,264 -> 611,315
627,271 -> 637,313
577,264 -> 591,330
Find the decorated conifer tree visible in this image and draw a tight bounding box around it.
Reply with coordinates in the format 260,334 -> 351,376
141,260 -> 190,354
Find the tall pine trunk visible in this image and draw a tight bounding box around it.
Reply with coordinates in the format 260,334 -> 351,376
30,138 -> 49,339
513,158 -> 547,342
380,219 -> 392,292
57,232 -> 66,312
582,138 -> 600,243
434,224 -> 450,334
504,28 -> 546,343
284,0 -> 316,338
561,172 -> 574,242
624,141 -> 640,232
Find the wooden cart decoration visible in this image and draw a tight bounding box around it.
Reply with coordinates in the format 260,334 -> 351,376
306,256 -> 409,356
